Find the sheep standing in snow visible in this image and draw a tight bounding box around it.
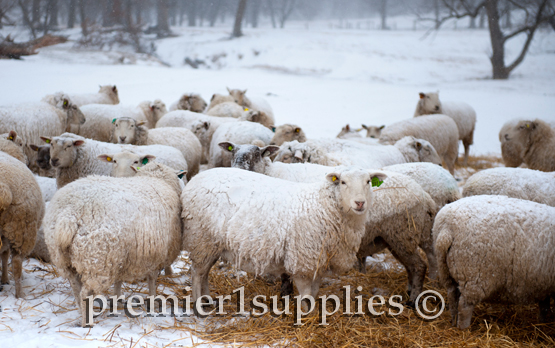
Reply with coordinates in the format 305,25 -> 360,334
362,124 -> 384,139
414,92 -> 476,166
336,124 -> 363,139
0,151 -> 44,298
499,119 -> 523,168
0,93 -> 86,173
44,134 -> 187,188
379,115 -> 459,175
44,161 -> 182,327
182,167 -> 387,303
434,196 -> 555,329
0,131 -> 27,165
69,85 -> 119,107
79,100 -> 166,142
269,124 -> 307,146
227,88 -> 275,123
463,167 -> 555,206
508,119 -> 555,172
169,93 -> 207,112
209,121 -> 274,168
111,117 -> 201,179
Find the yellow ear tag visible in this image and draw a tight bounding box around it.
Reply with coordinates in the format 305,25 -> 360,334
526,124 -> 530,128
295,128 -> 300,133
106,157 -> 112,162
332,176 -> 337,182
8,136 -> 13,140
136,167 -> 140,170
244,108 -> 249,111
228,145 -> 233,151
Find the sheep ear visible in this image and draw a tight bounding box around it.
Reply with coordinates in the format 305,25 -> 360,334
40,136 -> 52,144
219,142 -> 235,152
29,144 -> 39,152
361,124 -> 368,129
242,89 -> 247,94
261,145 -> 280,158
176,170 -> 187,179
203,121 -> 210,130
271,126 -> 276,133
369,171 -> 388,187
97,154 -> 114,163
73,140 -> 85,147
140,155 -> 156,165
415,141 -> 422,150
295,127 -> 301,133
112,85 -> 117,92
326,173 -> 340,184
226,87 -> 231,93
379,125 -> 385,130
112,118 -> 117,124
293,149 -> 303,162
62,98 -> 70,109
210,94 -> 216,101
345,124 -> 350,131
137,121 -> 147,127
419,92 -> 425,99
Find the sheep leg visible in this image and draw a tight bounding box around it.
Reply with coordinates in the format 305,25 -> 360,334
164,266 -> 173,276
147,271 -> 158,297
114,281 -> 122,297
355,255 -> 367,274
421,244 -> 438,280
463,140 -> 470,167
191,256 -> 219,301
538,296 -> 553,323
456,294 -> 475,329
0,248 -> 9,285
310,277 -> 322,298
11,252 -> 23,298
292,275 -> 314,313
280,273 -> 294,298
79,286 -> 93,328
388,246 -> 427,306
356,237 -> 389,274
68,274 -> 83,314
446,283 -> 460,327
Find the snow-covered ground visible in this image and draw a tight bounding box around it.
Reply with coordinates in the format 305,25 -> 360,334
1,18 -> 555,347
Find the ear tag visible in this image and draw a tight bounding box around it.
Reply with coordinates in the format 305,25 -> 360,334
106,156 -> 112,162
8,136 -> 13,140
112,118 -> 117,124
136,167 -> 140,170
63,100 -> 68,106
45,139 -> 51,144
228,145 -> 233,151
271,127 -> 276,133
332,176 -> 337,182
244,108 -> 249,111
177,172 -> 185,179
526,124 -> 530,128
372,177 -> 383,187
142,158 -> 149,165
295,128 -> 300,133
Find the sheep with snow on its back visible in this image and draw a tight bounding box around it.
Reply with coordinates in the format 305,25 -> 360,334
463,167 -> 555,207
269,124 -> 307,146
0,151 -> 44,298
69,85 -> 119,107
507,119 -> 555,172
0,131 -> 27,165
44,161 -> 182,327
226,88 -> 275,124
362,124 -> 385,139
110,117 -> 201,179
434,195 -> 555,329
379,115 -> 459,175
414,92 -> 476,166
206,101 -> 245,118
45,133 -> 187,189
0,93 -> 86,173
336,124 -> 363,139
182,167 -> 387,304
169,93 -> 207,113
206,93 -> 235,111
209,121 -> 273,168
499,119 -> 524,168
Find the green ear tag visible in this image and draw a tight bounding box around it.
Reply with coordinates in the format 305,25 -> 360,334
271,127 -> 276,133
227,145 -> 233,151
45,139 -> 51,144
142,157 -> 149,165
112,118 -> 117,124
371,177 -> 383,187
177,172 -> 185,179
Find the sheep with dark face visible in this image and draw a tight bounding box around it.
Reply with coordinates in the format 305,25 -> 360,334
169,93 -> 207,113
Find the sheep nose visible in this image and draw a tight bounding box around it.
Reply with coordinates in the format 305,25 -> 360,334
435,106 -> 440,111
50,158 -> 59,166
119,136 -> 126,142
270,142 -> 275,145
355,201 -> 365,210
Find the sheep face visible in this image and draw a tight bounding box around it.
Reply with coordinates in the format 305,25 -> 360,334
227,88 -> 248,107
362,125 -> 385,139
149,99 -> 168,124
337,124 -> 362,139
30,144 -> 52,170
274,141 -> 306,164
270,124 -> 306,146
243,110 -> 273,129
512,120 -> 553,153
328,169 -> 387,215
111,117 -> 143,144
98,151 -> 156,178
415,139 -> 442,165
45,136 -> 85,168
99,85 -> 120,104
417,92 -> 442,114
221,142 -> 280,173
178,94 -> 207,113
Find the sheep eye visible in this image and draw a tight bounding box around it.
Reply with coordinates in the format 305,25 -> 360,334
367,180 -> 371,184
114,160 -> 117,163
134,161 -> 138,164
341,181 -> 346,185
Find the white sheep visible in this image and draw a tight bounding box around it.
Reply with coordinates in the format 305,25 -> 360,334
463,167 -> 555,206
336,124 -> 363,139
110,117 -> 201,179
0,151 -> 44,298
414,92 -> 476,166
206,93 -> 235,111
361,124 -> 385,139
44,133 -> 187,188
274,136 -> 442,169
69,85 -> 120,107
269,124 -> 307,146
44,161 -> 182,327
379,115 -> 459,175
169,93 -> 207,113
498,119 -> 523,168
506,119 -> 555,172
206,101 -> 245,118
0,131 -> 27,165
0,93 -> 86,172
434,195 -> 555,329
209,121 -> 274,168
182,167 -> 387,303
79,100 -> 167,142
34,175 -> 57,202
227,88 -> 275,123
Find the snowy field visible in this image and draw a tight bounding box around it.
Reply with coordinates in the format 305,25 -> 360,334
1,18 -> 555,348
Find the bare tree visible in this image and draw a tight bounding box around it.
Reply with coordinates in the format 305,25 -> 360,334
266,0 -> 276,28
187,0 -> 196,26
277,0 -> 296,28
31,0 -> 40,25
67,0 -> 76,28
46,0 -> 57,28
440,0 -> 555,79
208,0 -> 222,27
250,0 -> 260,27
157,0 -> 170,33
232,0 -> 247,37
380,0 -> 388,30
78,0 -> 87,35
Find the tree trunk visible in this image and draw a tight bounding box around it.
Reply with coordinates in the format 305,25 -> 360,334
20,0 -> 38,38
434,0 -> 440,29
503,1 -> 511,29
135,0 -> 142,24
479,6 -> 486,28
485,0 -> 508,79
251,0 -> 260,28
267,0 -> 276,28
112,0 -> 123,25
157,0 -> 170,32
232,0 -> 247,37
380,0 -> 387,30
47,0 -> 58,28
102,0 -> 113,27
67,0 -> 76,28
209,0 -> 221,27
187,0 -> 196,27
79,0 -> 87,36
124,0 -> 133,29
31,0 -> 41,25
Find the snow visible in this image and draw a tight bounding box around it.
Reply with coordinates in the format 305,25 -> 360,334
1,17 -> 555,347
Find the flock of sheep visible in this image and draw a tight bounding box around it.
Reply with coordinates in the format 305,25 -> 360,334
0,85 -> 554,330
